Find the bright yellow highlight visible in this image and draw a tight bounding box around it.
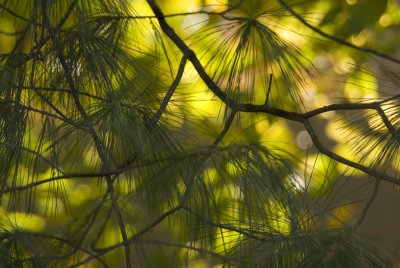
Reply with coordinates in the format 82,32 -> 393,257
311,94 -> 331,115
333,144 -> 364,176
302,154 -> 335,193
181,13 -> 209,33
379,14 -> 392,27
0,208 -> 46,232
0,18 -> 16,53
68,184 -> 94,206
214,228 -> 240,253
351,30 -> 370,47
130,0 -> 153,16
325,119 -> 343,142
268,201 -> 291,236
94,223 -> 120,248
278,28 -> 305,47
344,70 -> 378,99
187,84 -> 221,121
346,0 -> 357,5
335,56 -> 355,74
205,0 -> 228,12
166,100 -> 184,128
160,0 -> 202,13
255,119 -> 296,152
204,168 -> 217,185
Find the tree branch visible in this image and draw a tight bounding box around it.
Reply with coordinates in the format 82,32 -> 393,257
150,53 -> 188,126
277,0 -> 400,65
147,0 -> 400,185
1,142 -> 64,174
302,119 -> 399,185
356,178 -> 381,227
137,239 -> 231,263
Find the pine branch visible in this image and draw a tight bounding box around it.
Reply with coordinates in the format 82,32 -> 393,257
277,0 -> 400,65
149,54 -> 188,127
147,0 -> 400,185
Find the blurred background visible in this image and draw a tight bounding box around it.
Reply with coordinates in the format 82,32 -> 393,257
1,0 -> 400,266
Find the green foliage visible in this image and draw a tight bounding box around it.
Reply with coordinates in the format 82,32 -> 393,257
0,0 -> 399,267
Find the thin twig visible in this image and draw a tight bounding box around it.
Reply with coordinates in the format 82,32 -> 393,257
357,178 -> 381,227
1,142 -> 64,173
182,206 -> 266,242
277,0 -> 400,65
302,119 -> 399,185
18,232 -> 109,267
137,239 -> 231,263
180,110 -> 237,204
264,73 -> 273,105
150,53 -> 188,126
78,206 -> 182,266
0,171 -> 120,194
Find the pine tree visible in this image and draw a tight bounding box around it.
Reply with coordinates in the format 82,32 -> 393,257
0,0 -> 399,267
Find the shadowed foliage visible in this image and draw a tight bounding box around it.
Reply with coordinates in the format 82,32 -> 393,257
0,0 -> 400,267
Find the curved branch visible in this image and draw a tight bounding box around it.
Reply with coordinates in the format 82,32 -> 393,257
0,171 -> 120,194
1,142 -> 64,174
18,232 -> 109,267
357,178 -> 381,227
277,0 -> 400,65
150,53 -> 188,126
302,119 -> 399,185
146,0 -> 236,110
147,0 -> 400,185
77,206 -> 182,266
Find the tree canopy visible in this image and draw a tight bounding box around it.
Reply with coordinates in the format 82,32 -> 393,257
1,0 -> 400,267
